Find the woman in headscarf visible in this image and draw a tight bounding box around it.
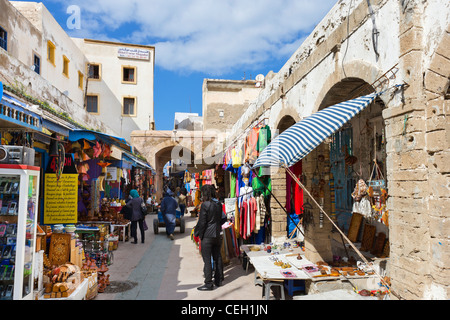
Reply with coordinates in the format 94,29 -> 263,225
126,189 -> 146,244
160,187 -> 177,240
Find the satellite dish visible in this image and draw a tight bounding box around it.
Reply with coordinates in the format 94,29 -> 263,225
255,74 -> 264,82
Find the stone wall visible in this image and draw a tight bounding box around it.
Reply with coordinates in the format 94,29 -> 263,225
381,1 -> 449,300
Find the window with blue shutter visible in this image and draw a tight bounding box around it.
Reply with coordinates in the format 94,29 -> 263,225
0,26 -> 7,51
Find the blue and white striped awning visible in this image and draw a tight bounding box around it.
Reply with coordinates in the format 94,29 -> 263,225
253,92 -> 380,169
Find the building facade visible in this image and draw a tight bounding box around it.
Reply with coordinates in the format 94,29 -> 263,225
1,1 -> 155,140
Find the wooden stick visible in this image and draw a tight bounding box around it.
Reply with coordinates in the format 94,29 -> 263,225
283,164 -> 401,299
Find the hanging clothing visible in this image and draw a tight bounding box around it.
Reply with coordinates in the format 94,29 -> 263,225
230,173 -> 237,198
252,174 -> 271,197
240,200 -> 248,239
234,200 -> 240,238
245,127 -> 260,164
256,125 -> 271,153
286,161 -> 303,215
255,194 -> 266,232
232,148 -> 242,168
194,189 -> 201,207
249,196 -> 257,237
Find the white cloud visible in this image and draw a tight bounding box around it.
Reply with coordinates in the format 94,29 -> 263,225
48,0 -> 336,75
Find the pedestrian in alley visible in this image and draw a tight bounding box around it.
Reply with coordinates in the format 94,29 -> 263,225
194,185 -> 227,291
160,187 -> 177,240
178,187 -> 187,216
126,189 -> 146,244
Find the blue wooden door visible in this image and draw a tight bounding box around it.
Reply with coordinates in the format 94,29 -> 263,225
330,127 -> 355,233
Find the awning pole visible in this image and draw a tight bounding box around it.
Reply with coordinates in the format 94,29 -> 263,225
283,164 -> 401,299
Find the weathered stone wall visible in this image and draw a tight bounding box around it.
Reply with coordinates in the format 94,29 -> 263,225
381,0 -> 449,300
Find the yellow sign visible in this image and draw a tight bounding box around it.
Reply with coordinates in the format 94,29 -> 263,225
44,174 -> 78,224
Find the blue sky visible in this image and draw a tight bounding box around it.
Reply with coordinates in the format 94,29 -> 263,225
18,0 -> 336,130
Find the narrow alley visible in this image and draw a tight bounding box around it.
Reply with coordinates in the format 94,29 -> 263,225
94,212 -> 263,301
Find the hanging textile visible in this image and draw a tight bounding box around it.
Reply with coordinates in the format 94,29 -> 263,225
230,173 -> 237,198
232,148 -> 242,168
245,127 -> 260,163
234,200 -> 240,238
252,174 -> 271,197
285,161 -> 303,215
256,124 -> 271,153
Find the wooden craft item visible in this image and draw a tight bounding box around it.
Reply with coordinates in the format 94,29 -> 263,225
347,212 -> 363,243
360,224 -> 376,252
371,232 -> 386,256
382,240 -> 390,257
49,233 -> 72,266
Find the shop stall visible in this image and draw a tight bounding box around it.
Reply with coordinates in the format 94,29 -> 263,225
0,163 -> 40,300
249,89 -> 401,298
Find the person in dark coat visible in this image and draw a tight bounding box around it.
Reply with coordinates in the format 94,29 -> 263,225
126,189 -> 145,244
160,188 -> 177,240
194,185 -> 227,291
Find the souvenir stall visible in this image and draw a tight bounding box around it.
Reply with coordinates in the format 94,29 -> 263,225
222,123 -> 271,243
210,121 -> 273,262
250,90 -> 402,299
0,87 -> 44,300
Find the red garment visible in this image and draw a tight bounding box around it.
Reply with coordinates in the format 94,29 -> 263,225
286,161 -> 303,215
250,197 -> 257,235
240,201 -> 247,239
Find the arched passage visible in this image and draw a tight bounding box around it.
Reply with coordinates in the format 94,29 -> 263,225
277,115 -> 297,134
154,145 -> 196,199
302,77 -> 388,263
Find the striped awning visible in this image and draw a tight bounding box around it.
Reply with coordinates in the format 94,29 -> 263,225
253,92 -> 380,169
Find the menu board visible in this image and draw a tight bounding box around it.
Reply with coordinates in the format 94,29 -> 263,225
44,174 -> 78,224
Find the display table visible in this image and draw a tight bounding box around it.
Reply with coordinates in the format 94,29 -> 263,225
241,244 -> 309,299
110,221 -> 131,242
39,278 -> 89,300
244,251 -> 311,280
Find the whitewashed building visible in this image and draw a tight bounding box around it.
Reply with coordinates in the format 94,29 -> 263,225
1,1 -> 155,140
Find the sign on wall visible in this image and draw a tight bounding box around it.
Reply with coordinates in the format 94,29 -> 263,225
118,47 -> 151,61
44,174 -> 78,224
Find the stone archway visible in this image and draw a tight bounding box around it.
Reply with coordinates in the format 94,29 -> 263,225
154,145 -> 196,200
276,115 -> 297,134
301,76 -> 388,263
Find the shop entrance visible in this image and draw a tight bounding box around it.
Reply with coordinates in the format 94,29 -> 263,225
330,126 -> 354,233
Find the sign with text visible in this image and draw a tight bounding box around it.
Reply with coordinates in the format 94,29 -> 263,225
44,174 -> 78,224
46,154 -> 77,174
106,166 -> 117,181
118,47 -> 151,60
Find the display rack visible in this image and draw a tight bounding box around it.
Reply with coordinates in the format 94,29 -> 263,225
0,164 -> 40,300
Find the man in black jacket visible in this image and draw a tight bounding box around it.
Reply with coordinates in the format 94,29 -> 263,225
194,185 -> 227,290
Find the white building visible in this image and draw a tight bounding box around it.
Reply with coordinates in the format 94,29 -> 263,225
1,1 -> 155,140
72,38 -> 155,139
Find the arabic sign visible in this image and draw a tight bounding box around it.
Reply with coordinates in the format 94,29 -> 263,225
118,47 -> 151,61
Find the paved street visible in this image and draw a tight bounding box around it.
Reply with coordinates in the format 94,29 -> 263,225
94,212 -> 264,300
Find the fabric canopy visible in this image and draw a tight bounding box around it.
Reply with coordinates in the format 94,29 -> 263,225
68,129 -> 132,153
252,92 -> 380,169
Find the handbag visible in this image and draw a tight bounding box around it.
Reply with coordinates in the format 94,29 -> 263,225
140,199 -> 148,216
143,219 -> 148,231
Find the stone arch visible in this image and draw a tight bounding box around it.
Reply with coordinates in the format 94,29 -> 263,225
303,73 -> 389,263
276,114 -> 297,134
153,144 -> 196,199
272,105 -> 300,136
313,60 -> 385,113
